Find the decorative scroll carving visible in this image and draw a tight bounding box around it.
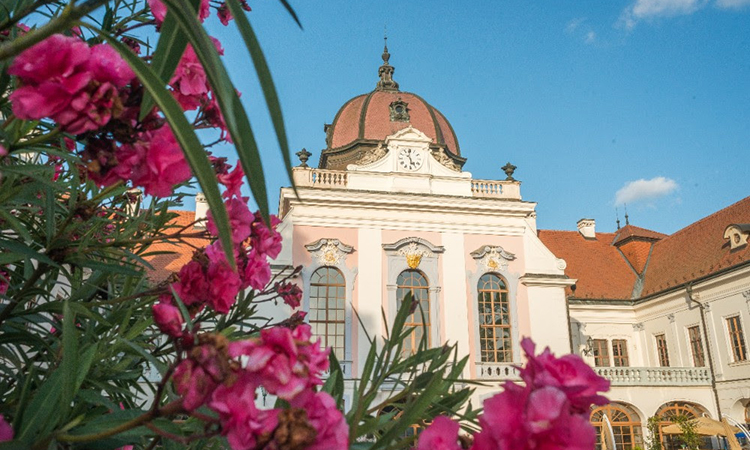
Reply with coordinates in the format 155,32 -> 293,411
305,239 -> 354,266
667,313 -> 675,323
431,148 -> 461,172
383,237 -> 445,270
632,323 -> 644,331
358,142 -> 388,166
471,245 -> 516,272
398,242 -> 433,269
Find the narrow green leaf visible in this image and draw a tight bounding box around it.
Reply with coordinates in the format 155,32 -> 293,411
95,33 -> 235,267
0,238 -> 57,267
226,0 -> 295,192
138,3 -> 191,120
16,369 -> 63,443
276,0 -> 302,29
161,0 -> 271,222
61,301 -> 78,418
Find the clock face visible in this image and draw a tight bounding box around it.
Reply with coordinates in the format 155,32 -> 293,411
398,148 -> 423,171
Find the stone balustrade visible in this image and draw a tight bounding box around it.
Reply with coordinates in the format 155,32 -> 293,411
593,367 -> 711,386
476,363 -> 521,380
293,168 -> 348,188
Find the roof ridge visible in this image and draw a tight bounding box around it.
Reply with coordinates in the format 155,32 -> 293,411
657,196 -> 750,243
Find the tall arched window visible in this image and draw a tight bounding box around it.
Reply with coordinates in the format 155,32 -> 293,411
590,403 -> 642,450
309,267 -> 346,360
477,273 -> 512,362
397,270 -> 429,356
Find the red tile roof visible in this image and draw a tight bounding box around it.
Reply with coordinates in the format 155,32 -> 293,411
537,230 -> 637,300
640,196 -> 750,296
539,196 -> 750,301
142,210 -> 211,283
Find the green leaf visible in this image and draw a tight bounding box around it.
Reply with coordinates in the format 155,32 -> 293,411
226,0 -> 295,192
275,0 -> 302,29
0,238 -> 57,267
138,1 -> 191,120
95,33 -> 235,267
161,0 -> 271,222
61,301 -> 78,419
16,369 -> 63,444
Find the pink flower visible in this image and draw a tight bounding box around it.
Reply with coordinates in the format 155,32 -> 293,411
290,391 -> 349,450
518,338 -> 610,413
173,345 -> 224,411
418,416 -> 462,450
207,196 -> 253,245
218,164 -> 244,199
217,3 -> 233,26
0,268 -> 8,296
9,35 -> 133,134
250,212 -> 282,259
276,282 -> 302,308
209,372 -> 279,450
171,45 -> 208,97
0,415 -> 13,442
173,259 -> 210,307
152,296 -> 184,338
205,243 -> 242,313
148,0 -> 210,24
126,126 -> 192,197
228,324 -> 329,400
242,250 -> 271,291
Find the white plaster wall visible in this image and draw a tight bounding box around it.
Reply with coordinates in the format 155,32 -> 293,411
440,231 -> 470,377
526,285 -> 571,355
356,227 -> 383,377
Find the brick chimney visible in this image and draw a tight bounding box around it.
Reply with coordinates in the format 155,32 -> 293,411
577,218 -> 596,239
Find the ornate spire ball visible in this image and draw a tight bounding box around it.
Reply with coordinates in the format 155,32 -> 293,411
376,33 -> 399,91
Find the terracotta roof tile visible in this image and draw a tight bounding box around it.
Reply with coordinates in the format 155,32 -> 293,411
618,240 -> 653,274
537,230 -> 637,300
640,196 -> 750,296
142,210 -> 211,283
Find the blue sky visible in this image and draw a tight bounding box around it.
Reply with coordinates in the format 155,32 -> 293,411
201,0 -> 750,235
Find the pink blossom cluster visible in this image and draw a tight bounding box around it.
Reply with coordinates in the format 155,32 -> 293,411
276,281 -> 303,308
8,34 -> 193,197
417,338 -> 610,450
9,35 -> 134,135
163,325 -> 346,450
0,267 -> 9,296
147,0 -> 251,27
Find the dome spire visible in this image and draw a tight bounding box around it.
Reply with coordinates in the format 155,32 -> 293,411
376,33 -> 399,91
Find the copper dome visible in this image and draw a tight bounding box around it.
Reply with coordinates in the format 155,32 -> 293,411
318,44 -> 464,171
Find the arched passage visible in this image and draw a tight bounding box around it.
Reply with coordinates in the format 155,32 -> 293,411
590,402 -> 643,450
655,401 -> 710,450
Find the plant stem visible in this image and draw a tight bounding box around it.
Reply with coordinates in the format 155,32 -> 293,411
13,127 -> 61,148
0,0 -> 109,62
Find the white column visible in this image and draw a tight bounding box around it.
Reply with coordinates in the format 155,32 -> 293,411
440,232 -> 470,364
356,228 -> 383,376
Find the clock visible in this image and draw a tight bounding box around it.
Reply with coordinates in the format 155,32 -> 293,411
398,148 -> 423,171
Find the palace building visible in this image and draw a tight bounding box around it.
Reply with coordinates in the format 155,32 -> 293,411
163,45 -> 750,449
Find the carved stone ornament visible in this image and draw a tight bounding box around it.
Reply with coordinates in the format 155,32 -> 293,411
305,238 -> 354,266
556,258 -> 567,270
358,142 -> 388,166
389,99 -> 410,122
431,148 -> 461,172
667,313 -> 676,323
398,242 -> 433,269
632,323 -> 644,331
471,245 -> 517,272
383,237 -> 445,269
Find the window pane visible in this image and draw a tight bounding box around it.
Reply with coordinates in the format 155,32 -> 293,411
477,273 -> 512,363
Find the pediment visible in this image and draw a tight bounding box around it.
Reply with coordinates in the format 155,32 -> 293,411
385,126 -> 433,145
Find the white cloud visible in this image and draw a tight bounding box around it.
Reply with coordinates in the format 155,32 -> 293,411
614,177 -> 679,206
585,31 -> 597,43
566,17 -> 586,33
716,0 -> 750,8
619,0 -> 707,29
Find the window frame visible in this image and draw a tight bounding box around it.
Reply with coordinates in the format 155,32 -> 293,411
686,325 -> 705,367
612,339 -> 630,367
308,267 -> 347,361
726,315 -> 748,363
476,273 -> 513,363
396,269 -> 431,356
593,339 -> 610,367
655,334 -> 670,367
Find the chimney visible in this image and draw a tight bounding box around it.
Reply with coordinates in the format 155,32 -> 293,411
577,218 -> 596,239
195,192 -> 209,228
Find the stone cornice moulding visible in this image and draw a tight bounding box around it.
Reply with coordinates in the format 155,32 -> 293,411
382,237 -> 445,254
292,214 -> 527,236
384,125 -> 433,145
519,273 -> 576,287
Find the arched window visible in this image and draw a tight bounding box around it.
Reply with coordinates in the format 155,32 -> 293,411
590,403 -> 642,450
477,273 -> 512,362
309,267 -> 346,360
655,401 -> 708,450
397,270 -> 429,356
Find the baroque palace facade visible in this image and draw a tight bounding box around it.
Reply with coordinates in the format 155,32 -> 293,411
162,46 -> 750,449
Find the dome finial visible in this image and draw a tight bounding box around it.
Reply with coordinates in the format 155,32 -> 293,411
376,29 -> 399,91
